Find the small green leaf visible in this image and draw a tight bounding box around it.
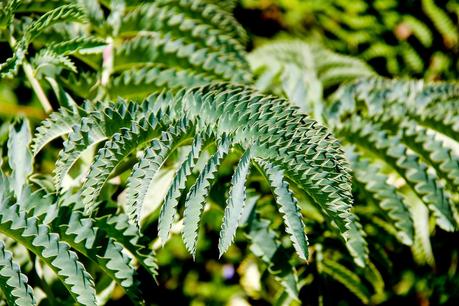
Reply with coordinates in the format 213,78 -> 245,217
260,161 -> 309,261
158,134 -> 205,245
218,148 -> 251,256
7,119 -> 33,200
182,135 -> 230,257
126,122 -> 191,225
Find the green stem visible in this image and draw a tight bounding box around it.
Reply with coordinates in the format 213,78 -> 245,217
23,61 -> 53,113
8,34 -> 53,113
98,37 -> 114,99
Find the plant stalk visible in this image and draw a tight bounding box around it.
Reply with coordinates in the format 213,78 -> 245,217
8,34 -> 53,113
22,61 -> 53,113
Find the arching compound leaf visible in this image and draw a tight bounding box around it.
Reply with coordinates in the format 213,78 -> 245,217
181,83 -> 355,245
35,82 -> 358,264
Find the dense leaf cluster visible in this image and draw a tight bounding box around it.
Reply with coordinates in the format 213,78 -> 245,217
0,0 -> 457,305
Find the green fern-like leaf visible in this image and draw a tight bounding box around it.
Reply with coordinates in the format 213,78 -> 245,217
25,4 -> 87,42
82,117 -> 162,215
0,202 -> 97,306
95,214 -> 158,279
114,33 -> 249,83
126,120 -> 193,225
347,147 -> 414,245
31,49 -> 77,78
259,160 -> 309,261
182,134 -> 231,257
218,148 -> 252,256
119,2 -> 247,60
109,65 -> 211,99
241,195 -> 299,299
32,104 -> 82,156
51,207 -> 142,303
153,0 -> 247,44
48,36 -> 107,55
7,119 -> 33,200
34,82 -> 359,262
158,133 -> 207,244
182,84 -> 355,242
0,241 -> 36,306
248,40 -> 374,117
338,117 -> 455,232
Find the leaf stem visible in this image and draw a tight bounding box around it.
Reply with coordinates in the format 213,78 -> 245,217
98,37 -> 114,99
22,61 -> 53,113
8,34 -> 53,113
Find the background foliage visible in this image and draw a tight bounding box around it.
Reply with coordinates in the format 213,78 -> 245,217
0,0 -> 458,306
239,0 -> 459,80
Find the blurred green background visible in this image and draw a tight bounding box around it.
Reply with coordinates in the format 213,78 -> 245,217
0,1 -> 458,305
237,0 -> 458,80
